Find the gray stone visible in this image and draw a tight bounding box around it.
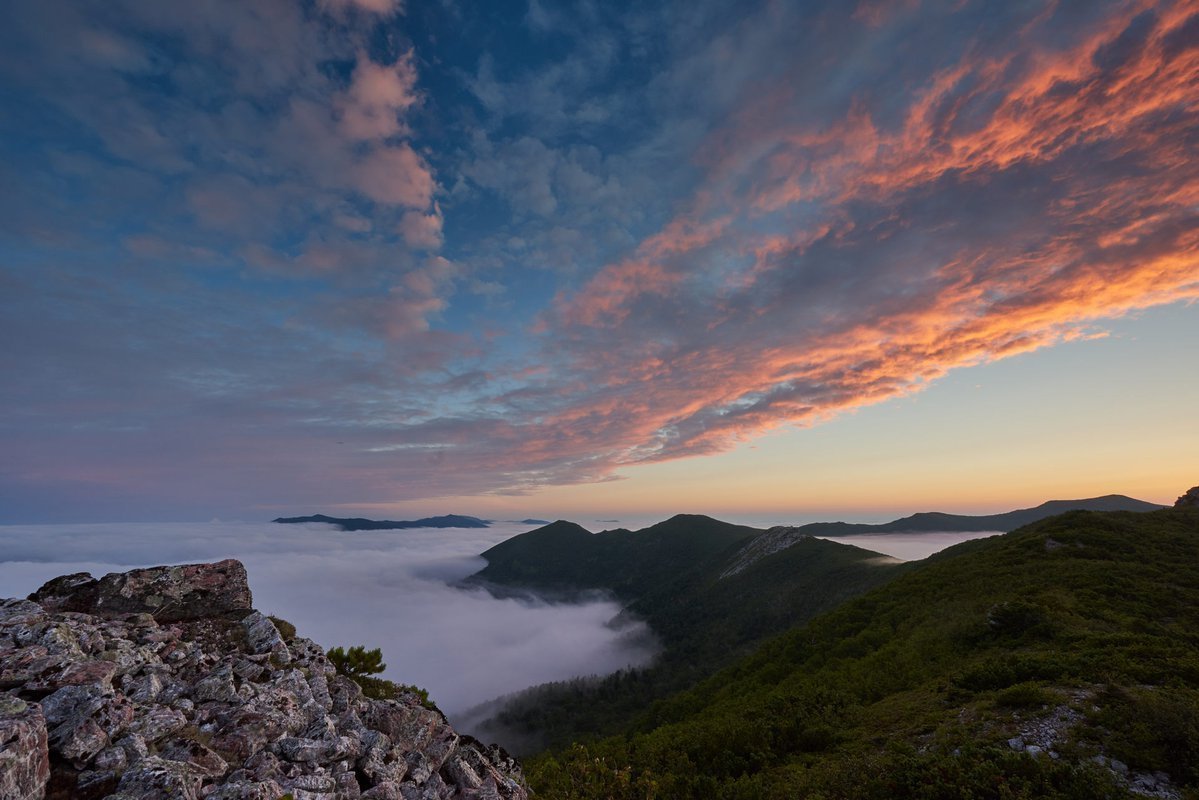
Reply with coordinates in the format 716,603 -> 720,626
158,737 -> 230,778
31,560 -> 253,622
283,772 -> 337,793
194,663 -> 239,703
365,782 -> 404,800
0,695 -> 49,800
126,704 -> 186,742
93,743 -> 128,771
203,779 -> 287,799
242,612 -> 292,664
126,671 -> 164,703
0,600 -> 46,627
114,755 -> 203,799
277,735 -> 354,764
116,732 -> 149,764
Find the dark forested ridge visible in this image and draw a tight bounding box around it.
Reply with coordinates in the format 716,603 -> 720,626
526,504 -> 1199,799
467,516 -> 907,751
794,494 -> 1163,536
471,514 -> 764,598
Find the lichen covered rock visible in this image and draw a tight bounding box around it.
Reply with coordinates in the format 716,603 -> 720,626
1,560 -> 526,800
0,695 -> 50,800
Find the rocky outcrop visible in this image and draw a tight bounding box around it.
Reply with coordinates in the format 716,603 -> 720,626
0,561 -> 526,800
28,560 -> 252,623
1175,486 -> 1199,509
720,526 -> 810,578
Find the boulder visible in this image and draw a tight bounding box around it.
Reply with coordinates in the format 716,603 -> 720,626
0,695 -> 49,800
29,560 -> 253,622
112,755 -> 202,799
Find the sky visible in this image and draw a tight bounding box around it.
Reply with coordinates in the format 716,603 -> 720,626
1,0 -> 1196,523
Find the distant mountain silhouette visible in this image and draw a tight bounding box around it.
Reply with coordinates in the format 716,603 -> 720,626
472,514 -> 762,597
272,513 -> 490,531
795,494 -> 1163,536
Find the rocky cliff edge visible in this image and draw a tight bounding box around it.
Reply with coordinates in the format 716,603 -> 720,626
0,559 -> 527,800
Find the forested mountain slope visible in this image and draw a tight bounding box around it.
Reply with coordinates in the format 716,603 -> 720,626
468,517 -> 906,751
528,506 -> 1199,799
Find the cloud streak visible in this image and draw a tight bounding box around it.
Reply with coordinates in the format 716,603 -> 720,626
0,0 -> 1196,519
519,0 -> 1199,475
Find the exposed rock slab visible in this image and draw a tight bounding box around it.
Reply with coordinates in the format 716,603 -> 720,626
720,526 -> 811,578
29,560 -> 253,622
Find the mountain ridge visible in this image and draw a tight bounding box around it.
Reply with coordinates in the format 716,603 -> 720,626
272,513 -> 491,531
528,503 -> 1199,799
793,493 -> 1163,536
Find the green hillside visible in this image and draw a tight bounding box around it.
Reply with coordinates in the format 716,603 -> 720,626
527,507 -> 1199,799
470,519 -> 905,751
472,514 -> 762,598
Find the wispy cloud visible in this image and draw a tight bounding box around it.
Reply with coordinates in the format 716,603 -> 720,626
518,0 -> 1199,476
0,0 -> 1195,519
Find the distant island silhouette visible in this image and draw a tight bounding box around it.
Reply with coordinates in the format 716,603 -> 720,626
272,513 -> 490,531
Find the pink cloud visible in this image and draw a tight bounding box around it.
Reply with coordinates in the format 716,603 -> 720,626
399,206 -> 444,250
353,144 -> 435,208
338,53 -> 419,140
318,0 -> 403,16
525,0 -> 1199,484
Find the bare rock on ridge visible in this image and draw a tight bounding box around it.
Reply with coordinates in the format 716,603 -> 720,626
28,560 -> 253,623
2,559 -> 527,800
1175,486 -> 1199,509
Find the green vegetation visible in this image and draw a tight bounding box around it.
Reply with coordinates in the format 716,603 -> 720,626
473,520 -> 904,751
473,514 -> 762,598
268,615 -> 297,640
524,508 -> 1199,799
328,645 -> 387,679
328,644 -> 431,706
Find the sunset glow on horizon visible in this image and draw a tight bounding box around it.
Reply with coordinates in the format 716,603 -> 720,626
1,0 -> 1196,523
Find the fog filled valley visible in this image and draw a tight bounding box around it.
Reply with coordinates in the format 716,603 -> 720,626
5,492 -> 1198,799
0,517 -> 996,727
0,521 -> 661,721
4,0 -> 1198,796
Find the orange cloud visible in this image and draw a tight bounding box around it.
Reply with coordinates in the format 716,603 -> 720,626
526,0 -> 1199,484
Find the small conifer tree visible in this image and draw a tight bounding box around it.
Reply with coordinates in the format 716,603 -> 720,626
327,645 -> 386,679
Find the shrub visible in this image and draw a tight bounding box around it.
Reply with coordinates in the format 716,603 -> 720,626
995,682 -> 1055,709
328,645 -> 386,679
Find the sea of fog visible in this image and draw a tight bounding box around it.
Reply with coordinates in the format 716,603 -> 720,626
0,520 -> 997,734
0,520 -> 658,728
814,531 -> 1000,561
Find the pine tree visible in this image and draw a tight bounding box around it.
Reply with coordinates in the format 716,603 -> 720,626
327,645 -> 386,679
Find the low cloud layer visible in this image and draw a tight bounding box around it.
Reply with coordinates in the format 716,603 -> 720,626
0,522 -> 656,723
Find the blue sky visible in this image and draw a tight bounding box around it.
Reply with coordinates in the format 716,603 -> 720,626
1,0 -> 1196,522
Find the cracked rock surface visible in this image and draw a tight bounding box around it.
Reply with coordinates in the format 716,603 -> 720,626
0,560 -> 526,800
